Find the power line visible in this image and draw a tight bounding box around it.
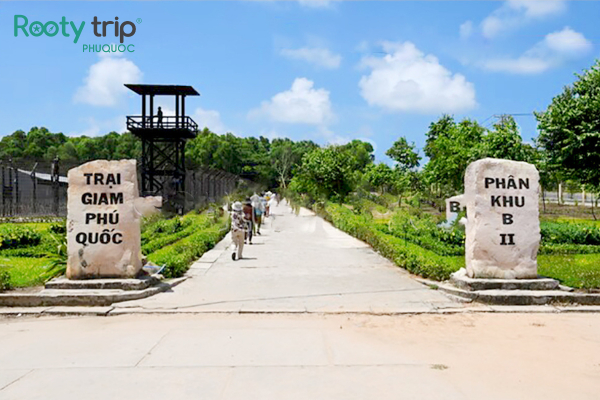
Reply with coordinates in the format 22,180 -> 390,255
493,113 -> 534,118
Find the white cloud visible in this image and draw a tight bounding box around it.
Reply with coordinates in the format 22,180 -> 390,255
544,27 -> 592,56
70,115 -> 126,137
459,21 -> 474,39
483,57 -> 552,74
507,0 -> 567,18
479,0 -> 567,39
149,100 -> 226,133
193,107 -> 227,134
297,0 -> 337,8
481,16 -> 506,39
249,77 -> 334,125
482,27 -> 592,74
355,40 -> 370,53
280,47 -> 341,69
74,53 -> 142,107
358,41 -> 477,114
316,126 -> 350,145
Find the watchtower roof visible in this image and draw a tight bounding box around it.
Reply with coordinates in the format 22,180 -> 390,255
125,84 -> 200,97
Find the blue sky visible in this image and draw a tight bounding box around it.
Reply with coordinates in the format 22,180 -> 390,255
1,1 -> 599,163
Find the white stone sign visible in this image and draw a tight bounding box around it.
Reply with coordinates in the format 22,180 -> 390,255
66,160 -> 161,279
464,158 -> 540,279
445,194 -> 466,224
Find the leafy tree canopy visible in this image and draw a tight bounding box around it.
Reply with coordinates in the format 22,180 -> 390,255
386,136 -> 420,171
536,59 -> 600,187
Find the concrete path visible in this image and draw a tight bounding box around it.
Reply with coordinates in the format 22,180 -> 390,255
113,201 -> 462,313
2,203 -> 600,399
1,313 -> 599,400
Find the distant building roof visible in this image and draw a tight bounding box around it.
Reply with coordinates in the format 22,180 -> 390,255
18,169 -> 68,184
124,84 -> 200,96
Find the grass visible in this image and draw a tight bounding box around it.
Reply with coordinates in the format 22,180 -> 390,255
0,210 -> 229,290
0,257 -> 51,287
0,221 -> 60,289
544,216 -> 600,226
539,254 -> 600,289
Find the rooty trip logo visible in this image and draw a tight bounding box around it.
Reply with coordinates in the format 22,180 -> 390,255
14,15 -> 138,45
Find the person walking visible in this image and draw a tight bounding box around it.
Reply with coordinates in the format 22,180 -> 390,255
251,194 -> 264,235
243,198 -> 254,245
262,193 -> 270,218
230,201 -> 245,261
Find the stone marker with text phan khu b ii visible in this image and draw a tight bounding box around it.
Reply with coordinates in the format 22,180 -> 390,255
464,158 -> 540,279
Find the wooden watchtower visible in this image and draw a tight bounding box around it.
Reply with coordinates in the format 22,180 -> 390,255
125,84 -> 200,214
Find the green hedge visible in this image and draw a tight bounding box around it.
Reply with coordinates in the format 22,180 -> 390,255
538,243 -> 600,255
0,226 -> 41,250
141,215 -> 214,255
380,211 -> 600,256
0,234 -> 56,258
324,204 -> 461,280
141,215 -> 194,243
380,211 -> 465,256
0,270 -> 11,292
540,222 -> 600,245
147,215 -> 229,278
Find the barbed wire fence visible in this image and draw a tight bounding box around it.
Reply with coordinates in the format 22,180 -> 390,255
0,158 -> 256,218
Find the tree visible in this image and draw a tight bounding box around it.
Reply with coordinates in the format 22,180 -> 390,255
340,140 -> 374,171
534,60 -> 600,215
423,116 -> 485,194
536,59 -> 600,188
292,146 -> 357,201
479,115 -> 535,162
270,139 -> 319,188
364,163 -> 395,194
385,137 -> 420,171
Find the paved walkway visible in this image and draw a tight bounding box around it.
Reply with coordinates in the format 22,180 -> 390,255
114,201 -> 462,313
2,202 -> 600,399
1,313 -> 599,399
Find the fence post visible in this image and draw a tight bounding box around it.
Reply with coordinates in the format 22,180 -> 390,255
14,160 -> 19,215
7,158 -> 13,216
51,157 -> 60,216
31,162 -> 38,215
0,160 -> 4,216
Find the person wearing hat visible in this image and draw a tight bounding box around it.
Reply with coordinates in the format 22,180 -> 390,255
252,194 -> 264,235
230,201 -> 245,260
243,198 -> 254,245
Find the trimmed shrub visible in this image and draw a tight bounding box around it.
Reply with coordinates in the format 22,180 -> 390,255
386,210 -> 465,256
141,215 -> 214,255
325,203 -> 462,280
0,226 -> 41,250
49,222 -> 66,234
147,215 -> 229,278
539,243 -> 600,255
540,222 -> 600,245
0,270 -> 11,292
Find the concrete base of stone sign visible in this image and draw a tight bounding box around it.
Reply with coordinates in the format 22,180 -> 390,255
419,268 -> 600,306
0,275 -> 187,307
45,275 -> 161,291
450,268 -> 560,291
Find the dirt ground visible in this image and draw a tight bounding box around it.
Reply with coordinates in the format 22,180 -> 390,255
0,312 -> 598,400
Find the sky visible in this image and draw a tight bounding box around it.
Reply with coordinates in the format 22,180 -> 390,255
1,0 -> 599,163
